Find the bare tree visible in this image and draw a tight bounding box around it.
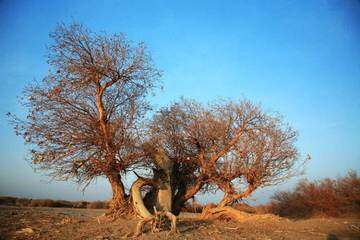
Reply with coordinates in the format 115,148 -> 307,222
147,98 -> 302,215
9,22 -> 305,235
8,22 -> 161,212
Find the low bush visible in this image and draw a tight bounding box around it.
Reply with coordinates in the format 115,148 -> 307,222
183,201 -> 203,213
30,199 -> 58,207
73,201 -> 89,209
0,196 -> 17,206
54,200 -> 74,208
269,170 -> 360,218
232,202 -> 256,214
15,198 -> 32,207
0,196 -> 108,209
253,204 -> 273,214
87,201 -> 109,209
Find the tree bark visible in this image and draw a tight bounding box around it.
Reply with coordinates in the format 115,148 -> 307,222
202,206 -> 252,221
155,171 -> 172,212
218,184 -> 255,207
131,177 -> 154,218
172,181 -> 203,215
131,148 -> 178,236
107,172 -> 127,211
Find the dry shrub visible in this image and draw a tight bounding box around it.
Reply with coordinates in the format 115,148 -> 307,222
232,202 -> 256,214
87,201 -> 109,209
253,204 -> 274,214
202,203 -> 217,213
15,198 -> 32,207
29,199 -> 73,208
0,196 -> 110,209
30,198 -> 50,207
30,199 -> 57,207
73,201 -> 89,209
54,200 -> 73,208
183,201 -> 203,213
269,170 -> 360,218
0,196 -> 17,206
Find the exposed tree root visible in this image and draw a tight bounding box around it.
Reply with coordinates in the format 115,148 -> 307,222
131,175 -> 178,236
106,199 -> 135,221
134,209 -> 178,237
131,148 -> 178,236
202,206 -> 250,221
201,206 -> 281,222
135,216 -> 155,236
132,178 -> 178,236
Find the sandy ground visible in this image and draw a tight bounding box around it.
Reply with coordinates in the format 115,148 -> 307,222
0,205 -> 359,240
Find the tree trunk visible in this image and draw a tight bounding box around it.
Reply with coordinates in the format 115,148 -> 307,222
218,184 -> 255,207
131,148 -> 178,236
153,148 -> 173,212
172,181 -> 203,215
155,173 -> 172,212
131,177 -> 154,218
218,195 -> 234,208
108,172 -> 127,211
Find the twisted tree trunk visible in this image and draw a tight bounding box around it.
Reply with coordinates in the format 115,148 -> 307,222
131,177 -> 154,218
131,148 -> 177,236
201,184 -> 257,222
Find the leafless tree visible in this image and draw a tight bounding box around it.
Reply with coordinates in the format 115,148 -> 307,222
147,98 -> 302,215
8,22 -> 161,212
9,22 -> 305,234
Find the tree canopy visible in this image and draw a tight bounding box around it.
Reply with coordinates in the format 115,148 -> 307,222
148,98 -> 299,213
9,22 -> 161,210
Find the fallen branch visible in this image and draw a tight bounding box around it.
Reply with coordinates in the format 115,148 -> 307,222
202,206 -> 281,222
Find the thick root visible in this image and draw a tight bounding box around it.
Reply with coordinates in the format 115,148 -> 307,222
202,206 -> 251,221
202,206 -> 282,222
134,211 -> 178,236
131,148 -> 176,236
107,198 -> 135,220
164,211 -> 178,234
135,216 -> 156,236
131,177 -> 178,236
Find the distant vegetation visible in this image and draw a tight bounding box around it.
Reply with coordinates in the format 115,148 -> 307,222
179,170 -> 360,219
267,170 -> 360,218
1,171 -> 359,219
0,196 -> 109,209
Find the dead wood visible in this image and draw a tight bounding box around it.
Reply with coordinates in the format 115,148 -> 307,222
202,206 -> 282,222
131,148 -> 178,236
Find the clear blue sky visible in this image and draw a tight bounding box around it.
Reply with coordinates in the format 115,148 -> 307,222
0,0 -> 359,203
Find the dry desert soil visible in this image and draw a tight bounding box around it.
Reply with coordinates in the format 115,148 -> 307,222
0,205 -> 359,240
